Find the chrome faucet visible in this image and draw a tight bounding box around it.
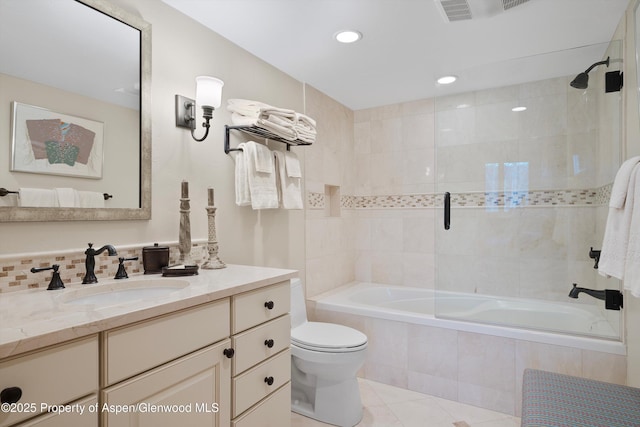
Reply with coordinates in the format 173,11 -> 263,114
82,243 -> 117,284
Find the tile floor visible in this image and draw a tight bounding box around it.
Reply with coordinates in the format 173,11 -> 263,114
291,378 -> 521,427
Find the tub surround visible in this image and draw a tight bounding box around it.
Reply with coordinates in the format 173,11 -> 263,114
0,264 -> 297,359
308,282 -> 627,416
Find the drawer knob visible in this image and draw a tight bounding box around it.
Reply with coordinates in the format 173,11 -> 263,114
223,348 -> 235,359
264,376 -> 274,386
264,301 -> 275,310
264,339 -> 274,348
1,387 -> 22,404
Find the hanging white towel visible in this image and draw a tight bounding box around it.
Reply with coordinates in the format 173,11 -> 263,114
77,191 -> 105,208
55,188 -> 79,207
18,188 -> 57,207
245,141 -> 278,209
284,150 -> 302,178
234,142 -> 251,206
274,151 -> 303,209
599,157 -> 640,297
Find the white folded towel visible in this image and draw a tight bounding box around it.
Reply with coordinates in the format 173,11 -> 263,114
245,141 -> 278,209
599,158 -> 640,297
274,151 -> 303,209
18,188 -> 57,207
284,150 -> 302,178
231,112 -> 258,127
296,112 -> 317,130
227,99 -> 271,117
55,188 -> 79,207
234,142 -> 251,206
256,117 -> 298,141
77,191 -> 105,208
259,107 -> 296,121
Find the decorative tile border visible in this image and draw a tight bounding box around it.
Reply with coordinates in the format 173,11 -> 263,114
308,184 -> 612,211
0,242 -> 208,294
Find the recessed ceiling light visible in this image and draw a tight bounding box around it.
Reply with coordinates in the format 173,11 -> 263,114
512,106 -> 527,112
335,30 -> 362,44
437,75 -> 457,85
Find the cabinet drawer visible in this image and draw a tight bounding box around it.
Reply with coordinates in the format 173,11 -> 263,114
0,336 -> 98,427
102,341 -> 231,427
231,382 -> 290,427
103,298 -> 229,385
232,281 -> 290,334
15,395 -> 98,427
232,315 -> 290,375
232,349 -> 290,418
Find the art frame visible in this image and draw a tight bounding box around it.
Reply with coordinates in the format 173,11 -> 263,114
10,101 -> 104,179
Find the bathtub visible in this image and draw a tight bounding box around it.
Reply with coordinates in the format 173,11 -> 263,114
313,282 -> 625,355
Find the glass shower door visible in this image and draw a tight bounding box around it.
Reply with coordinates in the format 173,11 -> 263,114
433,42 -> 623,340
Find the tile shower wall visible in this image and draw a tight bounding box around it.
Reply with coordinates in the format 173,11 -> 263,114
303,85 -> 356,298
350,73 -> 621,304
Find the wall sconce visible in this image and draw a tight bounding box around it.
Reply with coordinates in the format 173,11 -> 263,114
175,76 -> 224,142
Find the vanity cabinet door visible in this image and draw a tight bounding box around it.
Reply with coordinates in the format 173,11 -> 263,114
101,340 -> 231,427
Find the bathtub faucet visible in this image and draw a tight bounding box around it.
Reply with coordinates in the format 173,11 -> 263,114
568,283 -> 624,310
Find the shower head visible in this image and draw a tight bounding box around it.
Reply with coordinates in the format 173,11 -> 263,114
570,57 -> 610,89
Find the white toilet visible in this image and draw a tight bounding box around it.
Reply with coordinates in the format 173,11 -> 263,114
290,279 -> 368,427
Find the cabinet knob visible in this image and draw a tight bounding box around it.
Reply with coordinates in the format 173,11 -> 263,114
264,376 -> 274,386
264,301 -> 274,310
264,339 -> 274,348
223,348 -> 235,359
0,387 -> 22,404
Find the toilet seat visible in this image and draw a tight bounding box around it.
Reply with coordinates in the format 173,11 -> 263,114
291,321 -> 367,353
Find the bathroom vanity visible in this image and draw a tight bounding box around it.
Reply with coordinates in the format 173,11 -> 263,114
0,265 -> 296,427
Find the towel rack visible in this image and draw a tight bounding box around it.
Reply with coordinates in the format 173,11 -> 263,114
224,125 -> 313,154
0,188 -> 113,201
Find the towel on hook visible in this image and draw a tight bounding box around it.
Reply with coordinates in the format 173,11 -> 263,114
245,141 -> 278,209
274,150 -> 303,209
599,156 -> 640,297
77,191 -> 105,208
233,142 -> 251,206
55,188 -> 79,207
18,188 -> 57,207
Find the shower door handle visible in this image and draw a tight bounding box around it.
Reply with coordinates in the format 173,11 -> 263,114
444,192 -> 450,230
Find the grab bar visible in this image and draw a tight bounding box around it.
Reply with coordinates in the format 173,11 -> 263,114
444,192 -> 450,230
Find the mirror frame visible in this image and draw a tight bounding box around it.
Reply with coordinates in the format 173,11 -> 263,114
0,0 -> 151,221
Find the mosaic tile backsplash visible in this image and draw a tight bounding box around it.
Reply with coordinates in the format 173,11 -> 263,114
0,242 -> 207,293
307,183 -> 612,210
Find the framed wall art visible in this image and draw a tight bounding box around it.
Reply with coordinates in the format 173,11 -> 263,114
10,102 -> 104,179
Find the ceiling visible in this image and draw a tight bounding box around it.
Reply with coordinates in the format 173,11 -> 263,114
162,0 -> 630,110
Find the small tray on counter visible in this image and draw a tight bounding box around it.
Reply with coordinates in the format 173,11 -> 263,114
161,265 -> 199,276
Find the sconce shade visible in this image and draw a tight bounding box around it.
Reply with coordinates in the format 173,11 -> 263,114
196,76 -> 224,108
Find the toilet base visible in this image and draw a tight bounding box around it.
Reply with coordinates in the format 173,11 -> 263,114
291,374 -> 363,427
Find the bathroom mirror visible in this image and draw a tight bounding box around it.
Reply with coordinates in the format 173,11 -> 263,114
0,0 -> 151,221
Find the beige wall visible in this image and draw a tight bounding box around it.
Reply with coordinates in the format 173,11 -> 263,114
0,0 -> 305,277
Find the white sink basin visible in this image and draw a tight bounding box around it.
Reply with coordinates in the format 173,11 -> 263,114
60,279 -> 189,307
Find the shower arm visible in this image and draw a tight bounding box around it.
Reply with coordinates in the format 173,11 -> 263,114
584,57 -> 610,74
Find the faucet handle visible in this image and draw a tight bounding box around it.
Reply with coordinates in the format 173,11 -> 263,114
589,247 -> 601,269
114,257 -> 139,279
30,264 -> 65,290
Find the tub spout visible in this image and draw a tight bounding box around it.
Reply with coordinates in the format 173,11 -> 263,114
569,283 -> 624,310
568,283 -> 605,300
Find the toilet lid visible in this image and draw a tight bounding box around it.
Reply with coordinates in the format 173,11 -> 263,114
291,322 -> 367,352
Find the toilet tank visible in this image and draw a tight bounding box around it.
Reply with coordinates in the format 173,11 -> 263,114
290,278 -> 308,329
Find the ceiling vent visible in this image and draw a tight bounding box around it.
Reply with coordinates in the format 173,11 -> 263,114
502,0 -> 530,11
435,0 -> 530,22
435,0 -> 473,22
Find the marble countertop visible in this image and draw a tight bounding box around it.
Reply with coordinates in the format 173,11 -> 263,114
0,264 -> 298,359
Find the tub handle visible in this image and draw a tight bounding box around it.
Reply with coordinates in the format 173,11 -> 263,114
264,339 -> 275,348
264,376 -> 274,386
444,192 -> 451,230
